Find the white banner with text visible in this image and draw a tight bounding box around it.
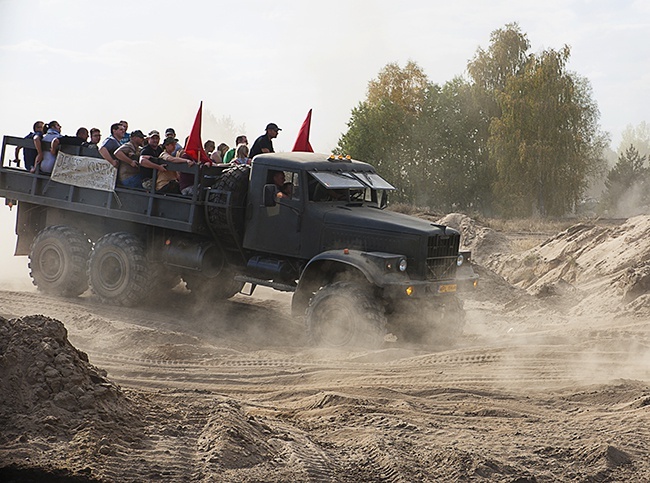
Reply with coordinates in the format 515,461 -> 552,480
51,152 -> 117,192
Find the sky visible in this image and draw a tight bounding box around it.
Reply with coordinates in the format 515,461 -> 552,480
0,0 -> 649,154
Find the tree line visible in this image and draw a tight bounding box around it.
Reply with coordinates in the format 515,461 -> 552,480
336,23 -> 628,218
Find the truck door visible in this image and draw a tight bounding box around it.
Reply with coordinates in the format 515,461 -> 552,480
243,168 -> 302,256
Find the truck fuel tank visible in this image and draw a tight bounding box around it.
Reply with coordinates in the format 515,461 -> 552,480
246,256 -> 293,281
161,239 -> 223,277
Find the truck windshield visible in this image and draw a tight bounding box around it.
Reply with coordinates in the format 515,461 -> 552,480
308,171 -> 394,190
308,171 -> 393,207
350,172 -> 395,190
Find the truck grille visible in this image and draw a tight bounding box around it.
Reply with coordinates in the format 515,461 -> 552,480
426,234 -> 459,280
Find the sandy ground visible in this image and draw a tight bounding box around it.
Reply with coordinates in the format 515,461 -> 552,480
0,215 -> 649,482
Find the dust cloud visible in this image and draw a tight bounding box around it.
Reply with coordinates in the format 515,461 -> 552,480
445,213 -> 650,390
609,182 -> 650,218
1,214 -> 649,481
0,207 -> 32,291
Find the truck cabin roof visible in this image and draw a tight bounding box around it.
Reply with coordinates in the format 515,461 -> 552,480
251,152 -> 377,174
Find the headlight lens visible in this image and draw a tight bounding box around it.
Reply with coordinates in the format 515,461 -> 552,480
399,258 -> 408,272
456,254 -> 464,267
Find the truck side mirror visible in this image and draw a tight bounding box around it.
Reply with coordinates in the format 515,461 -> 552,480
263,184 -> 279,207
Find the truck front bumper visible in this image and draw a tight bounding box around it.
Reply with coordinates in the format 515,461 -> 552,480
381,272 -> 479,300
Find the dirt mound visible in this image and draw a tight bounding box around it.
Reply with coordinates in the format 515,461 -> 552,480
436,213 -> 510,264
434,213 -> 545,310
0,315 -> 142,478
0,315 -> 133,419
483,215 -> 650,314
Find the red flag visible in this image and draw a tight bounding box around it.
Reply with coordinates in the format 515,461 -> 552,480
184,102 -> 211,163
291,109 -> 314,152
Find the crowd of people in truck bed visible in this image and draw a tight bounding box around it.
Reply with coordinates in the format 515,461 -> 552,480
12,120 -> 282,195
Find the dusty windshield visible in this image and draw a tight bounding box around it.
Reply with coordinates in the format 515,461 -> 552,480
307,171 -> 394,206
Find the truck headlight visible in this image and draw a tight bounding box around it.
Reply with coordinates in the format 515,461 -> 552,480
456,254 -> 464,267
399,258 -> 408,272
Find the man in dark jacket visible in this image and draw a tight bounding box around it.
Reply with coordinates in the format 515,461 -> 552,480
249,123 -> 281,159
14,121 -> 44,171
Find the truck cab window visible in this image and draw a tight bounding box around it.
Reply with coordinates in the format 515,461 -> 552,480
267,169 -> 299,200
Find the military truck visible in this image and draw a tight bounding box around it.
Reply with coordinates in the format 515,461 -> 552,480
0,135 -> 478,347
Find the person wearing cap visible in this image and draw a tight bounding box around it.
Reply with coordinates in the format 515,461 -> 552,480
165,128 -> 183,156
249,123 -> 281,159
143,136 -> 195,194
139,130 -> 164,190
114,130 -> 146,188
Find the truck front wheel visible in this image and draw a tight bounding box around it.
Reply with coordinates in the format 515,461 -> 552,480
306,281 -> 386,348
88,232 -> 151,306
29,225 -> 91,297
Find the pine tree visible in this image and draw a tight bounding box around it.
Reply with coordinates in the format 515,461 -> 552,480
603,144 -> 649,212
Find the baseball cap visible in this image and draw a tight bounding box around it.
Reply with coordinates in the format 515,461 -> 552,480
163,137 -> 178,146
148,130 -> 160,138
165,128 -> 176,136
265,123 -> 281,131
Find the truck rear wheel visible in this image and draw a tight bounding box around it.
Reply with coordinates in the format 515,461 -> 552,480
306,281 -> 386,348
29,225 -> 91,297
88,232 -> 151,306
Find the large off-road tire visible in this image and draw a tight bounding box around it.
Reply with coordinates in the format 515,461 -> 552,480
306,281 -> 387,349
205,165 -> 250,246
29,225 -> 91,297
390,295 -> 465,346
87,232 -> 151,306
183,270 -> 244,301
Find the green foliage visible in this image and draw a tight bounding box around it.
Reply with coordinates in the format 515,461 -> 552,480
467,23 -> 531,93
336,98 -> 413,202
337,62 -> 426,203
489,46 -> 607,216
337,64 -> 490,210
337,23 -> 609,218
416,78 -> 493,211
367,61 -> 429,115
